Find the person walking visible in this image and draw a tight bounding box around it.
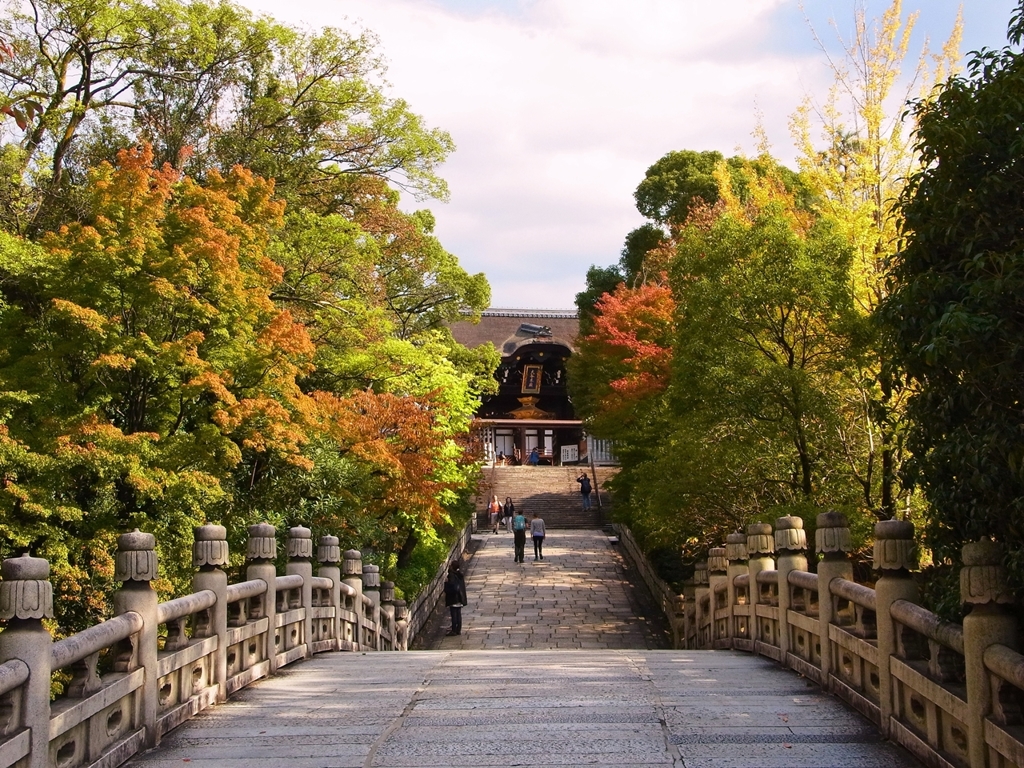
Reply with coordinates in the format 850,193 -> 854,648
444,560 -> 467,636
488,494 -> 501,534
503,497 -> 515,534
576,472 -> 593,510
512,507 -> 528,563
530,512 -> 546,560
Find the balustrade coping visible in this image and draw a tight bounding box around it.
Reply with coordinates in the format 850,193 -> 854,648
51,611 -> 144,670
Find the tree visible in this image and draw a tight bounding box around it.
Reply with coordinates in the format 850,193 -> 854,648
790,0 -> 962,518
0,145 -> 315,627
0,0 -> 454,232
880,2 -> 1024,593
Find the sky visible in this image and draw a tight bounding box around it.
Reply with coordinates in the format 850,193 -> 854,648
237,0 -> 1018,309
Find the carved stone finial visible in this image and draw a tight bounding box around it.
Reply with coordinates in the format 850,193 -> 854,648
775,516 -> 807,554
366,565 -> 385,589
746,523 -> 774,557
318,536 -> 341,565
873,519 -> 918,572
708,547 -> 727,574
816,511 -> 852,558
725,532 -> 748,563
286,526 -> 313,560
0,553 -> 54,620
116,529 -> 157,582
961,538 -> 1014,606
193,524 -> 229,569
693,560 -> 709,586
246,522 -> 277,562
381,581 -> 395,603
342,549 -> 362,577
394,599 -> 408,621
362,564 -> 381,589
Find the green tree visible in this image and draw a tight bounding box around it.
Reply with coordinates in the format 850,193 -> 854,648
0,0 -> 454,232
881,3 -> 1024,592
790,0 -> 962,518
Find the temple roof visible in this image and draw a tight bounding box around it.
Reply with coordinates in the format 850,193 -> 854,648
449,308 -> 579,353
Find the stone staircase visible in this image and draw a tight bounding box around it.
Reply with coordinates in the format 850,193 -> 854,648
476,465 -> 616,529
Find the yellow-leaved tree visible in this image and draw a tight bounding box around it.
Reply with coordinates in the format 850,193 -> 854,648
789,0 -> 962,519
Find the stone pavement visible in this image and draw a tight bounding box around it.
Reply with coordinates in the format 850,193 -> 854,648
428,529 -> 671,650
127,649 -> 921,767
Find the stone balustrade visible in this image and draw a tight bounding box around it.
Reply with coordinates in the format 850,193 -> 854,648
615,517 -> 1024,768
0,519 -> 470,768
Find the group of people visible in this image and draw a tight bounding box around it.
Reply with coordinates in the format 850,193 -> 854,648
487,495 -> 545,562
446,477 -> 596,637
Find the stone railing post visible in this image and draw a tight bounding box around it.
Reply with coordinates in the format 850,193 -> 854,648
725,532 -> 748,645
708,546 -> 727,646
193,524 -> 229,702
317,536 -> 342,648
363,564 -> 381,650
381,581 -> 396,647
816,511 -> 853,687
874,519 -> 918,738
286,526 -> 313,659
775,515 -> 807,663
112,530 -> 159,747
961,538 -> 1018,768
246,523 -> 278,674
746,523 -> 775,647
394,599 -> 409,651
693,559 -> 709,649
0,553 -> 54,768
342,550 -> 364,648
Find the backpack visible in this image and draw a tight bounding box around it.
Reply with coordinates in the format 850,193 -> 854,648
513,514 -> 527,531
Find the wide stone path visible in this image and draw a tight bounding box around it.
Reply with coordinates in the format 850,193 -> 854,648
430,530 -> 670,650
126,529 -> 919,766
129,649 -> 920,767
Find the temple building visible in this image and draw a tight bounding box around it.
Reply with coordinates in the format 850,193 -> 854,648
450,308 -> 614,465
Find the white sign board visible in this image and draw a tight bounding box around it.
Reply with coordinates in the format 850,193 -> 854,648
561,445 -> 579,464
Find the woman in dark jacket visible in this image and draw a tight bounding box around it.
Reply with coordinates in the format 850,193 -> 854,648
444,561 -> 467,636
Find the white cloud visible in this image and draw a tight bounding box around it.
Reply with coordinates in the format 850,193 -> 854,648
232,0 -> 848,307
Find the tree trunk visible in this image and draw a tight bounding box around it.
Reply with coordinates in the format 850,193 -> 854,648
396,529 -> 418,570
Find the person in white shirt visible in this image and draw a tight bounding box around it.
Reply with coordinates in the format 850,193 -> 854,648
530,512 -> 546,560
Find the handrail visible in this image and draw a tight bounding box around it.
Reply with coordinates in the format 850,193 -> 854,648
829,578 -> 876,611
755,570 -> 778,584
984,644 -> 1024,689
51,611 -> 144,670
310,577 -> 333,590
890,599 -> 964,655
157,590 -> 217,625
276,574 -> 303,591
0,659 -> 29,696
734,573 -> 750,587
226,579 -> 266,603
788,570 -> 817,591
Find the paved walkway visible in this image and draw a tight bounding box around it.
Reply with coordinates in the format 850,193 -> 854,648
125,530 -> 920,767
427,530 -> 671,650
129,649 -> 920,767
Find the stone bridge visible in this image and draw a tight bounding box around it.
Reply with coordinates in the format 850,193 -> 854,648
0,517 -> 1022,768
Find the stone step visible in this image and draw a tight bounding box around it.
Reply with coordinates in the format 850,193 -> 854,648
476,465 -> 613,529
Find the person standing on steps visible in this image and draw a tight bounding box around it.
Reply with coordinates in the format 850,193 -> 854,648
488,494 -> 501,534
512,507 -> 528,563
530,512 -> 546,560
576,472 -> 593,510
444,560 -> 467,636
503,497 -> 515,534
